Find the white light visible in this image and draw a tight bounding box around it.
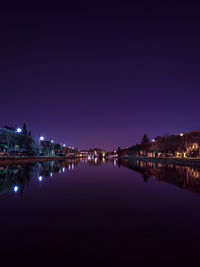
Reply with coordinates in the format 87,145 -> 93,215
50,172 -> 53,177
16,128 -> 22,133
40,136 -> 44,141
13,185 -> 19,192
38,176 -> 43,182
62,167 -> 65,172
63,144 -> 66,147
152,139 -> 155,142
51,140 -> 54,143
180,133 -> 184,137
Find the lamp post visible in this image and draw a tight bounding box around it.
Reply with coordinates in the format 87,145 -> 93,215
15,128 -> 22,151
51,140 -> 54,156
39,136 -> 45,153
16,128 -> 22,133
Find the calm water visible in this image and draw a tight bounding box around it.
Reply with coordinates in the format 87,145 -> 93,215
1,158 -> 200,266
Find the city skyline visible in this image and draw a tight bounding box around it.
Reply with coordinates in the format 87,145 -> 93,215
1,2 -> 200,150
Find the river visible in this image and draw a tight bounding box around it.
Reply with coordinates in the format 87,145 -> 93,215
0,158 -> 200,266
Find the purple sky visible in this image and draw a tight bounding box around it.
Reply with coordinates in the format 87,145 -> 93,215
1,1 -> 200,150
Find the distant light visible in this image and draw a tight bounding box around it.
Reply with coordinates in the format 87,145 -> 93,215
152,139 -> 155,142
50,172 -> 53,177
38,176 -> 43,182
40,136 -> 45,141
62,167 -> 65,172
13,185 -> 19,192
51,140 -> 54,143
63,144 -> 66,147
16,128 -> 22,133
180,133 -> 184,137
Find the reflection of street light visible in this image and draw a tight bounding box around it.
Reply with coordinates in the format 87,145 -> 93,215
38,176 -> 43,182
13,185 -> 19,192
63,144 -> 66,147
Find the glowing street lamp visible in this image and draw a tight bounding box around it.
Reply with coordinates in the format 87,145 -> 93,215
40,136 -> 45,141
16,128 -> 22,133
51,140 -> 54,143
152,139 -> 155,142
180,133 -> 184,137
39,136 -> 45,153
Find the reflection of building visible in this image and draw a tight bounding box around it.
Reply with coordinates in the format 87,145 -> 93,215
0,158 -> 82,196
119,158 -> 200,195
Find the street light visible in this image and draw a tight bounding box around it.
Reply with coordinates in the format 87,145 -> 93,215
152,139 -> 155,142
50,140 -> 54,156
15,128 -> 22,151
16,128 -> 22,133
180,133 -> 184,137
40,136 -> 45,141
39,136 -> 45,153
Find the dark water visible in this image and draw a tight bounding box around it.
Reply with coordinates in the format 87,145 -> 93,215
1,158 -> 200,266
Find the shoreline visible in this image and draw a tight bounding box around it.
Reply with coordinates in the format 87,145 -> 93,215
119,156 -> 200,167
0,156 -> 74,166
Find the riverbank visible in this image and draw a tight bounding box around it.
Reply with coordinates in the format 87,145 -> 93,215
120,156 -> 200,167
0,156 -> 70,166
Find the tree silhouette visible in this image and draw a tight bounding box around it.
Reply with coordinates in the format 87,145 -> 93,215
141,134 -> 149,145
23,123 -> 28,135
117,147 -> 122,157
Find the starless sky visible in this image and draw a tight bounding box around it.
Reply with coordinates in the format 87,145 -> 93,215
0,1 -> 200,150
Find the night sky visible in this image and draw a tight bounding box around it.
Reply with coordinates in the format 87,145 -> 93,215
1,1 -> 200,150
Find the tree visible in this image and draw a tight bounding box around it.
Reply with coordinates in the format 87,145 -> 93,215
23,123 -> 28,136
117,147 -> 122,157
141,134 -> 149,145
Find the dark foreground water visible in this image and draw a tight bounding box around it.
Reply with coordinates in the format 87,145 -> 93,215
1,158 -> 200,266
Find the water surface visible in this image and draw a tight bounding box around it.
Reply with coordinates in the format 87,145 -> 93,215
0,158 -> 200,266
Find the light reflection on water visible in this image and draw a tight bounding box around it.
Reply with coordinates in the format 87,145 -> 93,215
1,158 -> 200,266
1,158 -> 200,196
